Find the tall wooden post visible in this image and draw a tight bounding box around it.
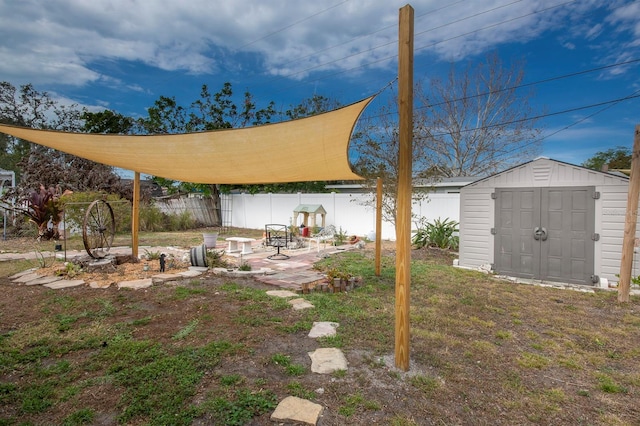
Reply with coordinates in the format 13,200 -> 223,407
132,171 -> 140,259
618,124 -> 640,303
395,4 -> 414,371
375,177 -> 383,276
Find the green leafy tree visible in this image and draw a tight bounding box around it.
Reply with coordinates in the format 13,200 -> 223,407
582,146 -> 632,171
136,96 -> 188,135
81,110 -> 134,134
284,94 -> 341,120
188,83 -> 273,130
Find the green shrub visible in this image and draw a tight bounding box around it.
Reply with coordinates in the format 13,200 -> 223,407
138,203 -> 165,232
238,261 -> 252,271
207,249 -> 230,268
167,210 -> 196,230
139,203 -> 196,232
61,192 -> 131,234
412,217 -> 459,250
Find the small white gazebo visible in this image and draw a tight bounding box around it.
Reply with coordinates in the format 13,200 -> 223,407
293,204 -> 326,229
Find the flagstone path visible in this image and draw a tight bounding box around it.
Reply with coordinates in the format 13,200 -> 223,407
266,290 -> 347,425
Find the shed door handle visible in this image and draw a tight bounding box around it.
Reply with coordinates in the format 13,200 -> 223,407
540,227 -> 548,241
533,227 -> 548,241
533,227 -> 542,240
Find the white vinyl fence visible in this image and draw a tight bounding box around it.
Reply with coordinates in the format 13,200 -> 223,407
220,192 -> 460,240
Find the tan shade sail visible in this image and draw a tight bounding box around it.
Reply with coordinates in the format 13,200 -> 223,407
0,97 -> 373,184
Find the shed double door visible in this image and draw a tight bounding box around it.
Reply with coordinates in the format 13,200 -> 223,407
493,187 -> 596,285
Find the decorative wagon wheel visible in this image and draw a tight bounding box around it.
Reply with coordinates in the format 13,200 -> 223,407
82,199 -> 115,258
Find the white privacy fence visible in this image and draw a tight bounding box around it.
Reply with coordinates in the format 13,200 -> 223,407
221,192 -> 460,240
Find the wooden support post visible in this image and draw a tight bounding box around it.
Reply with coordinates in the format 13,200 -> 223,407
131,171 -> 140,259
375,176 -> 382,276
395,4 -> 414,371
618,124 -> 640,303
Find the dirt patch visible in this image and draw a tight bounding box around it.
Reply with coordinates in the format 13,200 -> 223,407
410,246 -> 458,264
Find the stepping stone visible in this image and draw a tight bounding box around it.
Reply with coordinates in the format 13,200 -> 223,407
308,321 -> 339,338
288,298 -> 314,310
308,347 -> 348,374
152,273 -> 183,283
117,278 -> 153,289
89,281 -> 111,289
270,396 -> 323,425
43,279 -> 85,289
25,276 -> 63,286
9,269 -> 38,279
266,290 -> 298,298
13,272 -> 42,283
178,269 -> 203,278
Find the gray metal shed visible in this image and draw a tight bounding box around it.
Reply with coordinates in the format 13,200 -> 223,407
458,157 -> 636,287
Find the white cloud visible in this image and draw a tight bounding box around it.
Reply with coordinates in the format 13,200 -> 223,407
585,23 -> 604,40
0,0 -> 637,93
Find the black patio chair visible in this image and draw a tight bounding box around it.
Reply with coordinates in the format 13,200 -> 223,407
265,224 -> 290,260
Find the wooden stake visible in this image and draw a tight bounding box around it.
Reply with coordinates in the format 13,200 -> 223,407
375,176 -> 382,276
395,4 -> 414,371
618,124 -> 640,303
132,171 -> 140,259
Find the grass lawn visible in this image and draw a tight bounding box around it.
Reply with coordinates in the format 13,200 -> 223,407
0,230 -> 638,425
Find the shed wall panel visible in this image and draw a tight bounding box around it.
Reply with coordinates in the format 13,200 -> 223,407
459,188 -> 493,268
596,185 -> 640,282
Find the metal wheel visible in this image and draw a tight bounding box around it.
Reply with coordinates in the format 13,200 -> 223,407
82,200 -> 115,258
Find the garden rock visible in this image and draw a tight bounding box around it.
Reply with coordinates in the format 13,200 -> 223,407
308,321 -> 339,338
270,396 -> 323,425
308,347 -> 348,374
117,278 -> 153,289
13,272 -> 41,283
266,289 -> 298,298
152,273 -> 183,284
25,276 -> 63,286
43,279 -> 85,289
288,298 -> 314,310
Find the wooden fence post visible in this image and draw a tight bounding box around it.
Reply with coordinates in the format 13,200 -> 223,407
618,124 -> 640,303
375,177 -> 382,276
131,172 -> 140,259
395,4 -> 414,371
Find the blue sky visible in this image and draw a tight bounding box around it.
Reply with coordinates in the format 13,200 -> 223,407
0,0 -> 639,168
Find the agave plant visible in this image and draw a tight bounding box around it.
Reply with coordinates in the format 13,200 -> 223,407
412,217 -> 459,251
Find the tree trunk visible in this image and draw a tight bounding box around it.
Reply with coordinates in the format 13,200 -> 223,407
208,184 -> 222,227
